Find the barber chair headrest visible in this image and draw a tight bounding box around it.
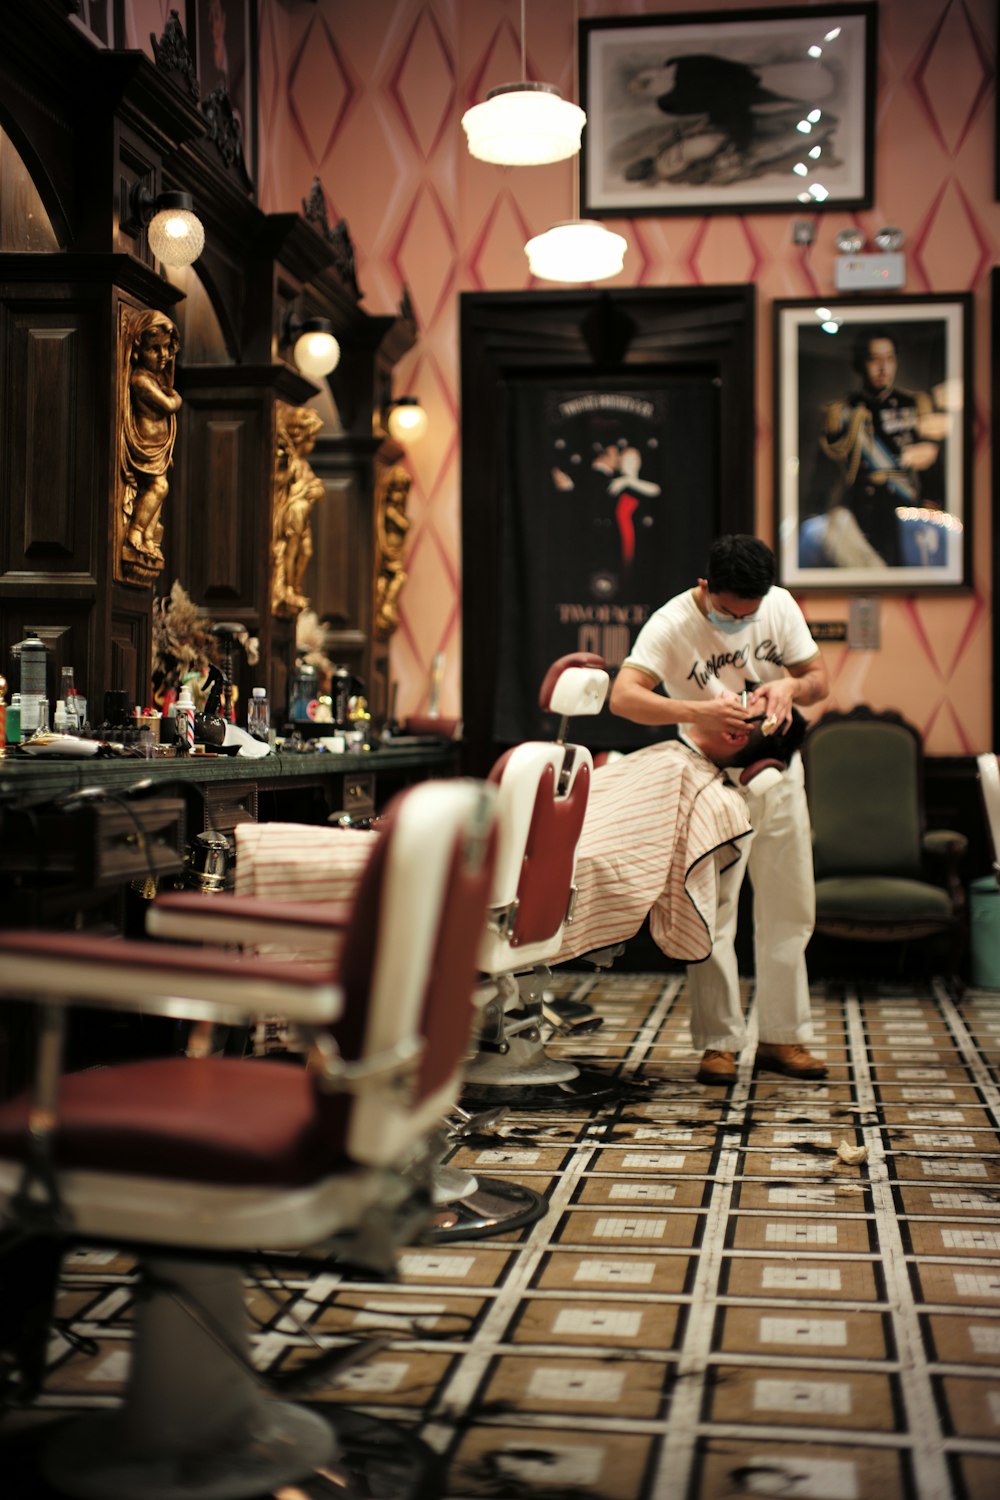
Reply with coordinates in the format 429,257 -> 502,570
739,759 -> 786,796
539,653 -> 609,719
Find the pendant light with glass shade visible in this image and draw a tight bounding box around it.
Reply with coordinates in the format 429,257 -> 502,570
524,4 -> 627,285
462,0 -> 585,166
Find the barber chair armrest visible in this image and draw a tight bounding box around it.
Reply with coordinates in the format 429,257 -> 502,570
306,1030 -> 426,1104
0,930 -> 343,1028
148,891 -> 352,950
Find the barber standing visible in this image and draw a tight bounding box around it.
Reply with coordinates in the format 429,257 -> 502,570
610,535 -> 831,1086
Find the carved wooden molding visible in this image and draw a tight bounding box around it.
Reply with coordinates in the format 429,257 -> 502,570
302,176 -> 362,302
150,9 -> 199,101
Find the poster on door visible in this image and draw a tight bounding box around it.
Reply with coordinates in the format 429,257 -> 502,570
494,377 -> 719,749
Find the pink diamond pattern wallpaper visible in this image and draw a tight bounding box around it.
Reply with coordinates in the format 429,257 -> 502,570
126,0 -> 997,753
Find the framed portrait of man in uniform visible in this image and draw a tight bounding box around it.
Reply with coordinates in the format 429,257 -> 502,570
774,294 -> 972,591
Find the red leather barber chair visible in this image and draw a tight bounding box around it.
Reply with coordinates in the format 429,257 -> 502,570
463,652 -> 618,1109
0,779 -> 496,1500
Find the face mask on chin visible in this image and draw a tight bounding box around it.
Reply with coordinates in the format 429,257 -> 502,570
706,609 -> 758,635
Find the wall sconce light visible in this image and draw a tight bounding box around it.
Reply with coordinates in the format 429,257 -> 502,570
835,227 -> 906,291
283,313 -> 341,378
386,396 -> 428,445
130,185 -> 205,268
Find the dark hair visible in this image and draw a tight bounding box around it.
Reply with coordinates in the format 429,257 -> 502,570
705,535 -> 775,599
851,327 -> 897,377
728,706 -> 808,769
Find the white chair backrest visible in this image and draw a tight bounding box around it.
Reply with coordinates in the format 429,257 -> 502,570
977,753 -> 1000,878
345,778 -> 496,1166
478,740 -> 593,975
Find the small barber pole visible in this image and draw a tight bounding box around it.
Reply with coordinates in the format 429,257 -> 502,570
176,685 -> 196,752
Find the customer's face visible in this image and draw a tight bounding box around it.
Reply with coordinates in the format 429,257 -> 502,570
689,722 -> 755,765
864,338 -> 897,394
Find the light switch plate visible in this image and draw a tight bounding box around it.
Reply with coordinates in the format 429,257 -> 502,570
848,596 -> 881,651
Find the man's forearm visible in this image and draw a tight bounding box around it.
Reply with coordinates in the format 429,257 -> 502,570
610,680 -> 692,726
786,664 -> 829,708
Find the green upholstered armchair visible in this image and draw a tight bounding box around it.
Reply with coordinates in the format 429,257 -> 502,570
802,707 -> 967,976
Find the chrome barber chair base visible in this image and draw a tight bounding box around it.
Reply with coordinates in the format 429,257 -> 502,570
424,1174 -> 548,1243
27,1407 -> 443,1500
462,1066 -> 622,1113
36,1256 -> 337,1500
42,1401 -> 335,1500
464,1041 -> 579,1088
433,1162 -> 479,1203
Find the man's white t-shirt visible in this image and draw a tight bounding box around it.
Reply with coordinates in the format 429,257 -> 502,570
623,586 -> 818,727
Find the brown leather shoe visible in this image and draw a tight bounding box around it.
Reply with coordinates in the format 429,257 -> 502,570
696,1049 -> 737,1085
756,1043 -> 828,1080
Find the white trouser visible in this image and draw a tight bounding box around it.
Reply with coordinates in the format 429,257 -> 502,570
687,755 -> 816,1053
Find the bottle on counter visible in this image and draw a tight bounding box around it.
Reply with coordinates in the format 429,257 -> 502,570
59,665 -> 80,732
7,693 -> 21,745
247,686 -> 269,742
176,684 -> 196,752
288,662 -> 319,721
17,632 -> 48,736
0,674 -> 6,748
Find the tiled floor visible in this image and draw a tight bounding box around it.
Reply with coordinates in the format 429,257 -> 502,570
3,972 -> 1000,1499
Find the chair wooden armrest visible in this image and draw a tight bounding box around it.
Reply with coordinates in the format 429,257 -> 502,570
922,827 -> 969,910
922,828 -> 969,860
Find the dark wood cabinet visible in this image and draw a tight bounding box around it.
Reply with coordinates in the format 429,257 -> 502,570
0,2 -> 412,728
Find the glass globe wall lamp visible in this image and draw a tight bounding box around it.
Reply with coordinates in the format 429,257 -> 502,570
282,312 -> 341,378
130,184 -> 206,269
386,396 -> 428,445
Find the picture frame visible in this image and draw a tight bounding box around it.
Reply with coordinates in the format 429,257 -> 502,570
186,0 -> 258,188
68,0 -> 123,48
579,5 -> 876,218
774,295 -> 973,592
996,0 -> 1000,201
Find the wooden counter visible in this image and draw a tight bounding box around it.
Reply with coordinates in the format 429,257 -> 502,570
0,739 -> 460,920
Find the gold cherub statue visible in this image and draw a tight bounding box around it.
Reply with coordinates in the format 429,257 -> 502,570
120,308 -> 182,577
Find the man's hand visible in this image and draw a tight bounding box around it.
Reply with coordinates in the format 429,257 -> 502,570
747,680 -> 796,731
747,652 -> 830,730
690,691 -> 754,736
